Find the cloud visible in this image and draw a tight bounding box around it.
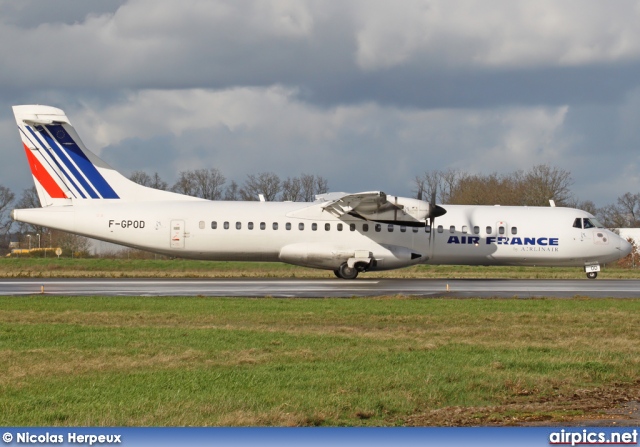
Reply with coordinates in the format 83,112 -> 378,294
2,0 -> 640,208
61,88 -> 578,198
353,0 -> 640,70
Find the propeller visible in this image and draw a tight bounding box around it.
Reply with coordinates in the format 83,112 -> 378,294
426,190 -> 447,257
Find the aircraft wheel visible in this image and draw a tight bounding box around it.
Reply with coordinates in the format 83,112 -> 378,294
586,271 -> 598,279
337,263 -> 358,280
333,269 -> 341,279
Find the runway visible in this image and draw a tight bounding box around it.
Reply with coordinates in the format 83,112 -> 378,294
0,278 -> 639,298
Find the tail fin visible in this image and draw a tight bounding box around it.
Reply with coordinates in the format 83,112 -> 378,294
13,105 -> 194,206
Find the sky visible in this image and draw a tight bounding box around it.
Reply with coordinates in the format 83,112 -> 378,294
2,0 -> 640,207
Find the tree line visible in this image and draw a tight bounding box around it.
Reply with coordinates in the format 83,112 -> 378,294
414,163 -> 600,212
130,169 -> 329,202
2,164 -> 640,255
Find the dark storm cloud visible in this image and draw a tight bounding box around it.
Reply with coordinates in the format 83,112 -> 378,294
305,61 -> 640,109
0,0 -> 126,27
2,0 -> 640,207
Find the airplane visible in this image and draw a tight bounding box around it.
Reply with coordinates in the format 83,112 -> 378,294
10,104 -> 632,279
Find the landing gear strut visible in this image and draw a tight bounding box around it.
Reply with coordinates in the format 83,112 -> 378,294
335,262 -> 359,280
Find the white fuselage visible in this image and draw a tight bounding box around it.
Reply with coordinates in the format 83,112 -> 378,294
13,200 -> 630,271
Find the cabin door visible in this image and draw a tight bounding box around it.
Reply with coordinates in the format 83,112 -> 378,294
170,220 -> 185,249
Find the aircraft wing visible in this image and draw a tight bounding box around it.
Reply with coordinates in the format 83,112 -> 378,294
315,191 -> 429,226
317,191 -> 391,217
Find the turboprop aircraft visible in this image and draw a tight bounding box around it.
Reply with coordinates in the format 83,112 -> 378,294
11,105 -> 632,279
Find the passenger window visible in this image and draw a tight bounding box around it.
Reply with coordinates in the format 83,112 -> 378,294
498,226 -> 505,235
573,218 -> 582,229
273,222 -> 279,230
286,222 -> 291,230
400,226 -> 407,233
511,227 -> 517,235
299,223 -> 304,230
349,223 -> 356,231
248,222 -> 254,230
199,221 -> 205,229
325,223 -> 330,231
437,225 -> 443,233
260,222 -> 266,230
462,225 -> 468,234
363,224 -> 369,232
312,223 -> 317,231
375,224 -> 381,232
337,223 -> 343,231
224,221 -> 229,230
486,226 -> 492,234
450,225 -> 455,233
236,222 -> 241,230
388,224 -> 394,232
473,226 -> 480,234
211,221 -> 217,230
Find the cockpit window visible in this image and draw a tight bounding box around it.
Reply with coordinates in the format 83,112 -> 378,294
590,218 -> 604,228
573,218 -> 582,229
582,218 -> 603,229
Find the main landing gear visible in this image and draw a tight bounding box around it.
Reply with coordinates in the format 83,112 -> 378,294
334,263 -> 359,280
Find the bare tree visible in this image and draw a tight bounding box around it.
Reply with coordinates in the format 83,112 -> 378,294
597,204 -> 628,228
129,170 -> 152,187
615,192 -> 640,226
192,168 -> 226,200
224,180 -> 240,201
149,172 -> 168,190
130,170 -> 168,190
172,171 -> 197,197
448,172 -> 523,205
171,169 -> 226,199
418,165 -> 573,206
282,176 -> 303,201
413,169 -> 465,203
521,164 -> 573,206
240,172 -> 281,201
315,176 -> 329,197
565,199 -> 597,215
0,185 -> 15,235
300,174 -> 329,201
597,192 -> 640,228
15,187 -> 46,235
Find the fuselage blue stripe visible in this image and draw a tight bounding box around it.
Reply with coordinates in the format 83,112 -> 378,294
46,124 -> 119,199
39,128 -> 98,198
25,126 -> 84,198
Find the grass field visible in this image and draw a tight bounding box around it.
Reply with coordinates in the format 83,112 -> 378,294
2,257 -> 640,279
1,296 -> 639,426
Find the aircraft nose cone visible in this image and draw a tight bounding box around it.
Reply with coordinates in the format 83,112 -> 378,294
619,237 -> 633,257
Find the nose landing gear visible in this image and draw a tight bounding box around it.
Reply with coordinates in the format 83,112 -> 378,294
585,264 -> 600,279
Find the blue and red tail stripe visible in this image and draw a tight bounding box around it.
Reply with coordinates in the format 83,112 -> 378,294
22,124 -> 119,200
23,126 -> 84,199
22,143 -> 67,199
45,124 -> 119,199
